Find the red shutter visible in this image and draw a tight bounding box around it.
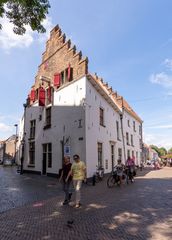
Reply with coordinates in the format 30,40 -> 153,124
54,73 -> 61,87
30,89 -> 35,102
39,87 -> 45,106
47,87 -> 52,103
67,64 -> 71,81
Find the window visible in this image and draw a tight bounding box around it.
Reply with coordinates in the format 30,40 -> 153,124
127,150 -> 130,159
30,120 -> 36,139
131,134 -> 134,146
118,148 -> 122,161
128,120 -> 130,127
46,87 -> 53,105
126,132 -> 129,145
139,125 -> 142,135
111,145 -> 115,168
133,121 -> 136,132
116,121 -> 120,140
29,142 -> 35,165
140,139 -> 142,149
45,107 -> 51,128
97,142 -> 103,167
43,143 -> 52,169
99,107 -> 104,126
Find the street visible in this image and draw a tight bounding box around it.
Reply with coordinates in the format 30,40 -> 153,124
0,166 -> 172,240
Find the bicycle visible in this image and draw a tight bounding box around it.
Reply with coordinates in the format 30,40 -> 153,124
107,166 -> 126,188
124,166 -> 134,184
94,166 -> 104,183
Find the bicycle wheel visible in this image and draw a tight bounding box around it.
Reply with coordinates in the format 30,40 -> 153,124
107,175 -> 116,188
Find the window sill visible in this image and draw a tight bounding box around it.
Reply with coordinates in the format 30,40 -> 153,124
27,164 -> 35,168
28,137 -> 35,141
43,124 -> 51,130
100,124 -> 106,128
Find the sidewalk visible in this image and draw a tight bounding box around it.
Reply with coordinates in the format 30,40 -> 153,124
0,167 -> 172,240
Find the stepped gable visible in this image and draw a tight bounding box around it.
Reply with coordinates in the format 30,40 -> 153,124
88,74 -> 142,123
34,25 -> 88,88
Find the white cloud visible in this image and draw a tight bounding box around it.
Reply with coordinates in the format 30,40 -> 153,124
150,72 -> 172,88
163,58 -> 172,70
0,123 -> 13,133
144,132 -> 172,150
0,16 -> 53,52
147,124 -> 172,129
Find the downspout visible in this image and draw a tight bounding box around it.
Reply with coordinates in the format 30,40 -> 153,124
120,97 -> 126,164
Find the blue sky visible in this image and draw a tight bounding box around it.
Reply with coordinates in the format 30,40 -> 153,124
0,0 -> 172,149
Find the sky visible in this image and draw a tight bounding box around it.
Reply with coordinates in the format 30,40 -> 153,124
0,0 -> 172,150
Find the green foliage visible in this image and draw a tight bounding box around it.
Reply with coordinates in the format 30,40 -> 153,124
0,0 -> 50,34
168,147 -> 172,154
150,145 -> 167,157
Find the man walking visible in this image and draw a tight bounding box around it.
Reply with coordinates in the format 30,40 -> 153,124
59,156 -> 72,205
66,154 -> 86,208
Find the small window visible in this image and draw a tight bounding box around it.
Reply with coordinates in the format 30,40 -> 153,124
126,132 -> 129,145
128,120 -> 130,127
29,142 -> 35,165
131,134 -> 134,146
45,107 -> 51,128
118,148 -> 122,161
99,107 -> 104,126
127,150 -> 130,159
30,120 -> 36,139
98,142 -> 103,167
133,121 -> 136,132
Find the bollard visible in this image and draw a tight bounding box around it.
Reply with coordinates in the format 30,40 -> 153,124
92,174 -> 96,186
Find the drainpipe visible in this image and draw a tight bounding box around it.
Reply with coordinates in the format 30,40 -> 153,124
120,97 -> 126,164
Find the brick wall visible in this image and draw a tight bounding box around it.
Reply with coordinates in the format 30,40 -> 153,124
34,25 -> 88,89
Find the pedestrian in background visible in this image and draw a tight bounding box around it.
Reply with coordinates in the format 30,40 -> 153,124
66,154 -> 86,208
59,156 -> 72,205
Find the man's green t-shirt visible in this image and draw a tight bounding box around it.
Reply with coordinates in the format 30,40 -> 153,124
71,161 -> 86,180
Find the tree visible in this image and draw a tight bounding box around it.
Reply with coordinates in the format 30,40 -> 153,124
168,147 -> 172,154
158,147 -> 167,157
150,145 -> 160,156
0,0 -> 50,35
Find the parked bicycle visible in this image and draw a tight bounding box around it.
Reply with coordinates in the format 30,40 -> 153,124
93,165 -> 104,183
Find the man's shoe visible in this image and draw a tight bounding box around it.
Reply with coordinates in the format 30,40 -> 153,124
75,203 -> 81,208
63,200 -> 69,205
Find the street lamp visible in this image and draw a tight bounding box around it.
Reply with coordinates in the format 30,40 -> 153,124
14,124 -> 18,164
20,102 -> 27,175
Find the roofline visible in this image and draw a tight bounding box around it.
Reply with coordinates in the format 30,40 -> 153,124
87,74 -> 122,114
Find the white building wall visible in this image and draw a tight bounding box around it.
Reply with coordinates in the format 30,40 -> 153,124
23,77 -> 87,175
122,110 -> 142,166
85,80 -> 123,177
21,75 -> 142,177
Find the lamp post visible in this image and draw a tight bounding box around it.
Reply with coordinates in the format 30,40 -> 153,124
20,103 -> 27,175
14,124 -> 18,165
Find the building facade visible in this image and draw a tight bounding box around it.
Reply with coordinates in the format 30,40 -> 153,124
18,25 -> 143,178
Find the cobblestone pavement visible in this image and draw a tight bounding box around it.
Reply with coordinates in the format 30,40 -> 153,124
0,166 -> 172,240
0,166 -> 62,213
